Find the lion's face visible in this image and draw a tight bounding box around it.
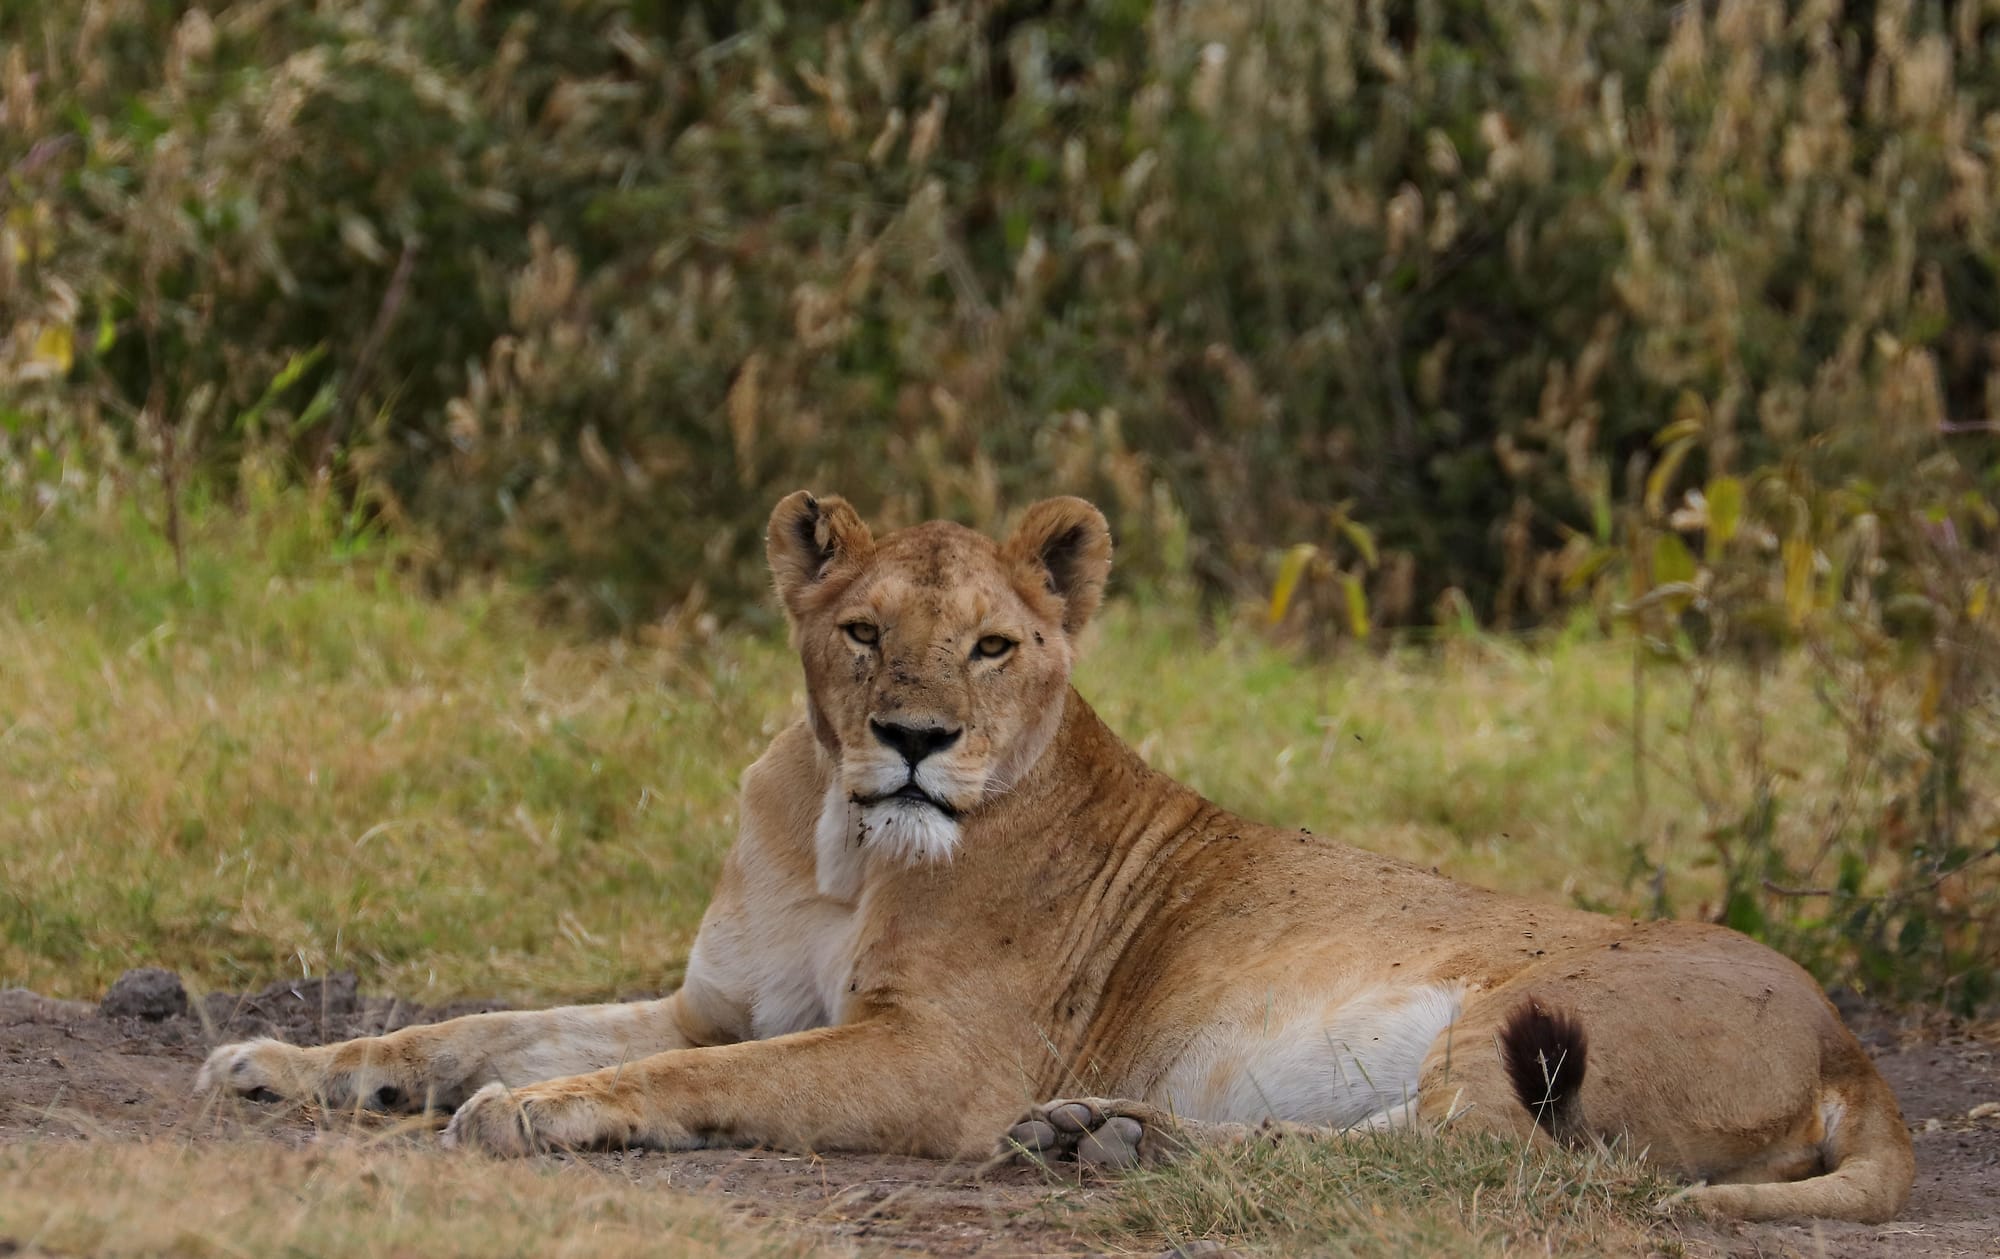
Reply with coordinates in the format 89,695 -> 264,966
766,492 -> 1112,866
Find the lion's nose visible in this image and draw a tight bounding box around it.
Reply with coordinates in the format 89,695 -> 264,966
869,719 -> 962,767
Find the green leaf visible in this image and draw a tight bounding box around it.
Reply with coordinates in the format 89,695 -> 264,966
1267,543 -> 1316,625
1561,545 -> 1617,595
1652,532 -> 1697,587
1705,475 -> 1742,556
271,345 -> 327,394
1342,574 -> 1371,640
1338,519 -> 1379,569
1723,887 -> 1767,936
1838,851 -> 1864,896
1654,390 -> 1709,447
289,383 -> 337,436
239,345 -> 329,435
30,324 -> 73,374
1645,437 -> 1696,517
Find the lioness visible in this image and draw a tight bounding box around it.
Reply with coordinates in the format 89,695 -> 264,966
199,493 -> 1913,1222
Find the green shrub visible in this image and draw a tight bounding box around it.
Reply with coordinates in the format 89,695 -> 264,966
5,0 -> 1995,632
1579,367 -> 2000,1010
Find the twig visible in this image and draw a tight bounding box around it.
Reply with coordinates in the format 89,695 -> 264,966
139,305 -> 184,579
1761,843 -> 2000,901
318,237 -> 418,476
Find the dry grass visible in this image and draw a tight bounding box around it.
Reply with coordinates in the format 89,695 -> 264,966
1,493 -> 1881,1004
0,1138 -> 825,1259
1114,1130 -> 1683,1258
0,1132 -> 1691,1259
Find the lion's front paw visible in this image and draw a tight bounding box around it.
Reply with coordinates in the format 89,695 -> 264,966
196,1038 -> 308,1102
441,1082 -> 544,1156
442,1080 -> 659,1156
1000,1097 -> 1189,1170
197,1037 -> 424,1112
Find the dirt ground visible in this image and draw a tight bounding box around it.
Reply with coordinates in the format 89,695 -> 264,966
2,973 -> 1995,1258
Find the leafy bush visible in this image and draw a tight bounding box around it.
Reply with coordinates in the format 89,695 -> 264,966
1586,372 -> 2000,1009
5,0 -> 1994,630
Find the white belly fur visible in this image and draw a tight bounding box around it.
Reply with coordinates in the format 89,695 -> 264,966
1156,982 -> 1465,1129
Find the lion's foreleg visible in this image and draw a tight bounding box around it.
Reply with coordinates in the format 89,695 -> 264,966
441,1014 -> 984,1157
197,993 -> 698,1113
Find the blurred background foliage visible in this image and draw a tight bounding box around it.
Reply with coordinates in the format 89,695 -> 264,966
2,0 -> 1997,1006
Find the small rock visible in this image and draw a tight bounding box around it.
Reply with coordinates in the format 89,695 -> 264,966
1923,1117 -> 1944,1133
246,971 -> 359,1020
202,990 -> 250,1030
1969,1102 -> 2000,1122
100,968 -> 189,1021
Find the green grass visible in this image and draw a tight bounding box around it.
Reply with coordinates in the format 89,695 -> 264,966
3,496 -> 791,1000
0,492 -> 1895,1257
2,492 -> 1834,1004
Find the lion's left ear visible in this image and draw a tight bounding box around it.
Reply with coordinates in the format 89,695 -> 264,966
1003,497 -> 1112,635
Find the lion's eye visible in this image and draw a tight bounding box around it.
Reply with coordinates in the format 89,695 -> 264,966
972,634 -> 1016,660
843,621 -> 880,647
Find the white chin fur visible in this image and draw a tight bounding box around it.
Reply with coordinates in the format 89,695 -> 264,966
813,779 -> 961,897
858,799 -> 962,865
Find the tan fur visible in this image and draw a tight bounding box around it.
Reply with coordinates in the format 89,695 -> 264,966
198,494 -> 1913,1224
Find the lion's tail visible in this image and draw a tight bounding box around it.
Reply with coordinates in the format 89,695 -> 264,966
1498,1000 -> 1589,1143
1670,1066 -> 1914,1223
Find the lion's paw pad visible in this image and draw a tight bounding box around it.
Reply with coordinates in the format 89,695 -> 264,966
1004,1098 -> 1163,1169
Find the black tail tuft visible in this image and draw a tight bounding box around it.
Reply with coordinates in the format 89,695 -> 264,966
1499,1000 -> 1589,1139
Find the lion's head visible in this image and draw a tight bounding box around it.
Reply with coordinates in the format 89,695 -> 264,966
766,491 -> 1112,867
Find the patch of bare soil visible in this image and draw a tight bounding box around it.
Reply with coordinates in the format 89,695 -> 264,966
2,974 -> 1995,1258
0,972 -> 507,1146
0,974 -> 1095,1256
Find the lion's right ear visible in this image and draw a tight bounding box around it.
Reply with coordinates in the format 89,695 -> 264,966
767,491 -> 875,617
